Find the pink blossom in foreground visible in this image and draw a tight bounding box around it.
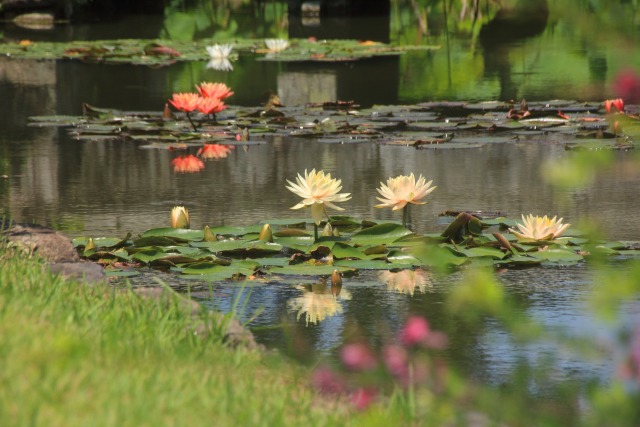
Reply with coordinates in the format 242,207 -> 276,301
401,316 -> 430,346
351,387 -> 377,411
312,366 -> 346,395
340,342 -> 377,372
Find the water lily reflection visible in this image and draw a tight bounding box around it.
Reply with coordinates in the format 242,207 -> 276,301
287,283 -> 352,326
171,154 -> 205,173
197,144 -> 234,160
206,58 -> 233,71
379,269 -> 431,296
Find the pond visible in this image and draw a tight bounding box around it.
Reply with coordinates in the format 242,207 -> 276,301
1,0 -> 640,394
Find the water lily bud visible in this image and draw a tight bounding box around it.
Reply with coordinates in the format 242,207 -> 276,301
203,225 -> 217,242
321,222 -> 333,236
82,237 -> 96,256
332,227 -> 340,237
171,206 -> 190,229
258,223 -> 273,242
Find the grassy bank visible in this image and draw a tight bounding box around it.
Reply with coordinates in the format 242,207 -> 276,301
0,250 -> 375,427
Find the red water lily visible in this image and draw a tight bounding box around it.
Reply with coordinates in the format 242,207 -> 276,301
168,92 -> 200,112
197,144 -> 234,160
604,98 -> 624,113
197,96 -> 227,115
171,154 -> 205,173
197,82 -> 234,100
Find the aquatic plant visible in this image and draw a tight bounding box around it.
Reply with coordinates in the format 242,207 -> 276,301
197,96 -> 227,117
196,82 -> 234,100
375,173 -> 436,227
508,214 -> 570,241
206,44 -> 233,59
170,206 -> 190,229
286,169 -> 351,240
264,38 -> 289,53
604,98 -> 625,113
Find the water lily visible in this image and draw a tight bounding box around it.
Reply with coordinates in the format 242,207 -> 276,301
375,173 -> 436,227
265,38 -> 289,53
196,82 -> 234,100
171,154 -> 205,173
197,144 -> 234,160
168,92 -> 200,131
168,92 -> 200,112
604,98 -> 624,113
171,206 -> 190,229
508,214 -> 571,241
205,44 -> 233,59
379,269 -> 431,296
197,96 -> 227,116
286,169 -> 351,227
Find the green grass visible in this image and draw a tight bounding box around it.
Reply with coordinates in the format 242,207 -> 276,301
0,250 -> 369,427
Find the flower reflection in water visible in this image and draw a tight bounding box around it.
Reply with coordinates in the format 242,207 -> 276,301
171,154 -> 205,173
379,269 -> 431,296
287,282 -> 352,326
197,144 -> 234,160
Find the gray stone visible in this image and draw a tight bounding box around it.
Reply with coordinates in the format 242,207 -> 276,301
7,224 -> 79,263
47,261 -> 106,286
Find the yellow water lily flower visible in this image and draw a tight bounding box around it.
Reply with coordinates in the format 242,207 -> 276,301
508,214 -> 570,241
286,169 -> 351,225
375,173 -> 436,210
171,206 -> 190,229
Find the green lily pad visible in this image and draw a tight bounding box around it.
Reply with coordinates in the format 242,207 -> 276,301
351,223 -> 413,246
267,264 -> 353,276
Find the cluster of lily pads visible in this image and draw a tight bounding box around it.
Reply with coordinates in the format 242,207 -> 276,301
0,37 -> 438,66
28,95 -> 640,153
73,172 -> 640,283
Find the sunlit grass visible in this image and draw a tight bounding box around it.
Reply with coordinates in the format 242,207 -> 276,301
0,250 -> 362,427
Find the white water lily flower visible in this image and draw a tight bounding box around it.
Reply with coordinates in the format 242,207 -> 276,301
206,44 -> 233,59
265,38 -> 289,53
508,214 -> 570,241
375,173 -> 436,211
286,169 -> 351,225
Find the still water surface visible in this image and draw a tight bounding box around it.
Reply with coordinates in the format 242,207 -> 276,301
1,0 -> 640,389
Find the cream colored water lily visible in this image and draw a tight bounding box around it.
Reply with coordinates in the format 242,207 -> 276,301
265,38 -> 289,53
286,169 -> 351,225
171,206 -> 190,229
375,173 -> 436,210
509,214 -> 570,241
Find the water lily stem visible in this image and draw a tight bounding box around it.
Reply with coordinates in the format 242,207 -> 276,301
402,205 -> 409,228
185,112 -> 198,132
314,223 -> 319,242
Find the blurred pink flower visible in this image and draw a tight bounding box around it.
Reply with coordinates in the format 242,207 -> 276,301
613,69 -> 640,104
382,344 -> 409,380
312,366 -> 346,395
340,342 -> 377,371
400,316 -> 448,349
401,316 -> 430,346
351,387 -> 377,410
